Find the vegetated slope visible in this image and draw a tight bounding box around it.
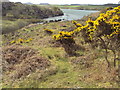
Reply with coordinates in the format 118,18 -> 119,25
2,2 -> 63,19
2,6 -> 120,88
2,2 -> 63,34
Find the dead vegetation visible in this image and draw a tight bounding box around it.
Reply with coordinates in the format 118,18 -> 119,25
71,52 -> 119,88
2,45 -> 50,79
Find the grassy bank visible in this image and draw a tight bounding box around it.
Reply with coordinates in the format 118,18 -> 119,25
2,19 -> 44,34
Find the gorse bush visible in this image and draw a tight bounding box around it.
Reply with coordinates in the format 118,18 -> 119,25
52,31 -> 77,56
74,6 -> 120,67
10,38 -> 33,44
44,29 -> 54,34
50,6 -> 120,66
53,31 -> 74,40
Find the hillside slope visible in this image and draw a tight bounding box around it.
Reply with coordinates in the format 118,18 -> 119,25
2,2 -> 64,34
2,2 -> 63,19
2,6 -> 120,88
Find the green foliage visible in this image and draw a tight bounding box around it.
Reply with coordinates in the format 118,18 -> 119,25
2,2 -> 63,19
2,19 -> 44,34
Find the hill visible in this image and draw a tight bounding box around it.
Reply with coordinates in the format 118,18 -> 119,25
2,6 -> 120,88
24,2 -> 33,5
2,2 -> 63,34
2,2 -> 63,19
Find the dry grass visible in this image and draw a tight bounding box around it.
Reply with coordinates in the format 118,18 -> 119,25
71,51 -> 119,88
2,45 -> 50,79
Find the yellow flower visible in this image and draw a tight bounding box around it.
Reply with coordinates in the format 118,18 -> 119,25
114,6 -> 120,10
10,40 -> 15,44
16,38 -> 24,43
44,29 -> 54,33
25,38 -> 33,43
64,37 -> 69,39
72,20 -> 82,27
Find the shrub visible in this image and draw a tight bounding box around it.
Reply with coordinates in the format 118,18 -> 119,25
44,29 -> 54,34
10,38 -> 33,44
52,31 -> 78,56
71,6 -> 120,67
51,6 -> 120,66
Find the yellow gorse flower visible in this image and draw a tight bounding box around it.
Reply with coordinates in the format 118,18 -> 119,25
10,38 -> 33,44
50,6 -> 120,41
44,29 -> 54,33
10,40 -> 15,44
72,20 -> 83,27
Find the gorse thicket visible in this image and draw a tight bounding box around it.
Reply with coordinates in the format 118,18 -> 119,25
51,6 -> 120,67
10,38 -> 33,44
52,6 -> 120,41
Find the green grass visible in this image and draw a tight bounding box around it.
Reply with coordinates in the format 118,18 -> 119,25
3,48 -> 117,88
2,54 -> 97,88
58,5 -> 80,7
2,19 -> 29,34
55,5 -> 109,10
2,19 -> 43,34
